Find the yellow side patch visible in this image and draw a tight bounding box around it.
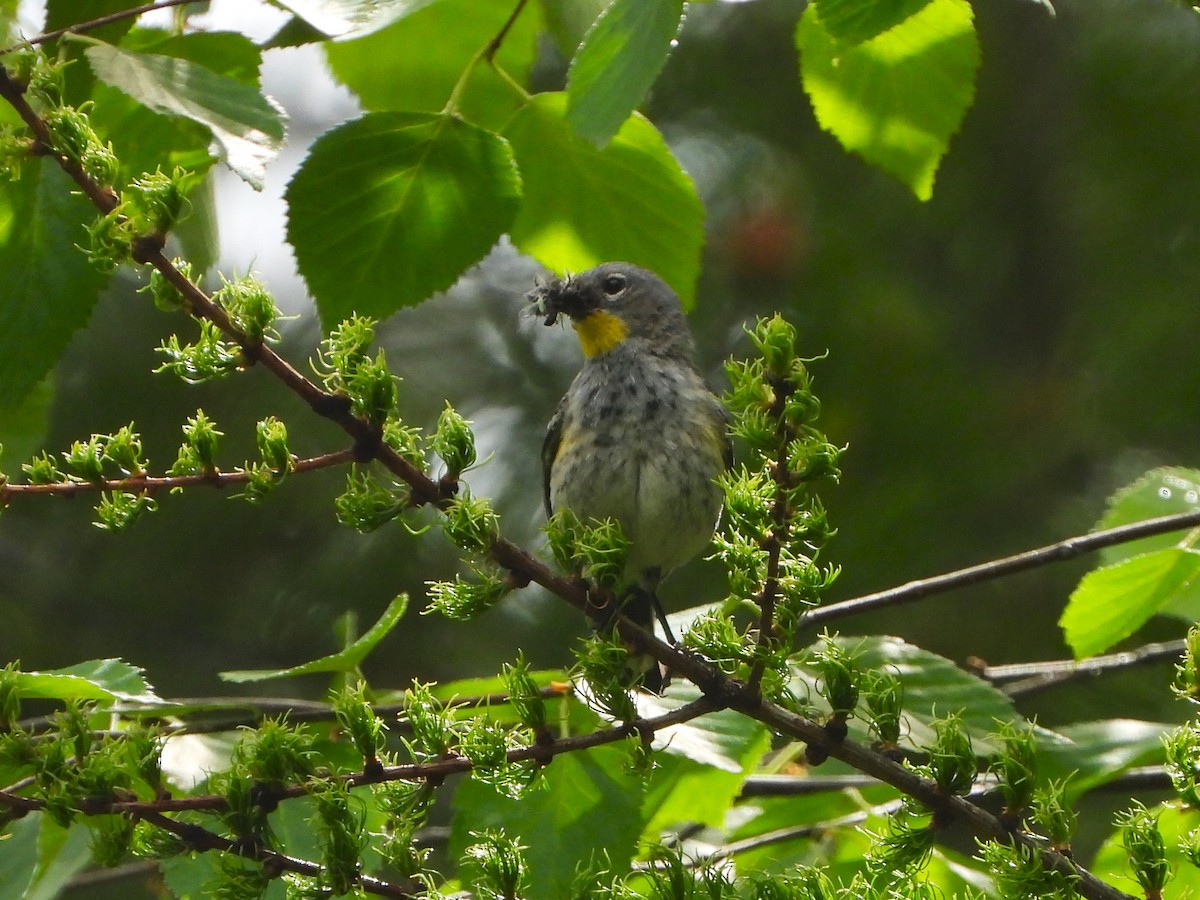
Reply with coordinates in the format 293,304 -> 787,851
573,310 -> 627,357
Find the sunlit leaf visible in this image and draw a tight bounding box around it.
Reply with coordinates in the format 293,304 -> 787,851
15,658 -> 161,704
1039,719 -> 1170,796
796,0 -> 979,200
325,0 -> 542,131
272,0 -> 440,39
504,92 -> 704,308
565,0 -> 684,146
1095,467 -> 1200,567
286,111 -> 520,326
1061,548 -> 1200,659
220,593 -> 408,682
82,41 -> 288,189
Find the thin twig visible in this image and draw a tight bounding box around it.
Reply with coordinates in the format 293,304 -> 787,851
483,0 -> 529,63
0,449 -> 356,502
2,0 -> 200,55
803,510 -> 1200,630
135,809 -> 420,898
972,639 -> 1187,698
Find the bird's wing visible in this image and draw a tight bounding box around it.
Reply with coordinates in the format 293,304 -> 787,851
541,395 -> 567,518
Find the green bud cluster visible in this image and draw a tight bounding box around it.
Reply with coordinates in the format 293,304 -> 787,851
334,465 -> 408,532
398,682 -> 534,797
169,409 -> 223,476
572,633 -> 647,722
314,316 -> 399,428
1029,778 -> 1076,854
863,811 -> 936,887
977,841 -> 1077,900
212,273 -> 280,346
1164,722 -> 1200,808
715,316 -> 842,664
502,653 -> 548,734
141,259 -> 195,313
156,320 -> 243,383
922,713 -> 976,796
463,829 -> 529,900
545,507 -> 630,590
309,780 -> 367,895
234,417 -> 295,505
431,402 -> 477,481
1115,802 -> 1170,897
426,562 -> 510,620
1173,624 -> 1200,701
332,681 -> 388,770
43,104 -> 118,187
990,721 -> 1037,827
862,668 -> 905,750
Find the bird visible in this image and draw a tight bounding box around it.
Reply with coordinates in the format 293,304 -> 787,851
529,262 -> 731,691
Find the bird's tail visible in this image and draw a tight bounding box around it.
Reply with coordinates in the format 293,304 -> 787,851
622,587 -> 674,694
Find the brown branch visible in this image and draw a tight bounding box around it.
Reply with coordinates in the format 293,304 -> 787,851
802,509 -> 1200,631
134,809 -> 419,898
971,638 -> 1187,698
2,0 -> 200,55
0,449 -> 356,503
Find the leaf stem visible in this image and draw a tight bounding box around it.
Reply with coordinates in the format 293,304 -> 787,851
1,0 -> 200,55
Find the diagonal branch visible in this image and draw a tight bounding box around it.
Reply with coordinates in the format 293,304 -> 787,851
803,509 -> 1200,630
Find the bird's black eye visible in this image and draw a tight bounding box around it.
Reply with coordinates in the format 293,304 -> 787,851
601,273 -> 627,296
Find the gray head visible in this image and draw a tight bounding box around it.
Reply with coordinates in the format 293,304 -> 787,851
526,262 -> 695,361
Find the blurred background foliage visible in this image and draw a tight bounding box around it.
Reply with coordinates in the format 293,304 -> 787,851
4,0 -> 1200,738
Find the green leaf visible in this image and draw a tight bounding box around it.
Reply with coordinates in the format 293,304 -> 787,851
796,0 -> 979,200
220,593 -> 408,682
285,112 -> 520,326
325,0 -> 542,131
0,161 -> 109,404
636,684 -> 771,834
0,815 -> 38,900
799,635 -> 1026,751
273,0 -> 440,39
1039,719 -> 1170,796
1061,548 -> 1200,659
565,0 -> 684,146
810,0 -> 935,46
26,820 -> 92,900
450,744 -> 644,897
0,379 -> 52,472
81,40 -> 288,189
637,686 -> 771,833
14,658 -> 161,704
504,92 -> 704,308
1095,467 -> 1200,567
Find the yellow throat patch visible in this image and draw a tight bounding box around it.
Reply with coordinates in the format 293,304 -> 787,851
573,310 -> 627,357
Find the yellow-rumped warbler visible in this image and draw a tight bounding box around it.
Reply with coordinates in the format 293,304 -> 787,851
529,262 -> 731,691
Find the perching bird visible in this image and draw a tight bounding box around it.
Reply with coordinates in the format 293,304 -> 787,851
530,262 -> 731,691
